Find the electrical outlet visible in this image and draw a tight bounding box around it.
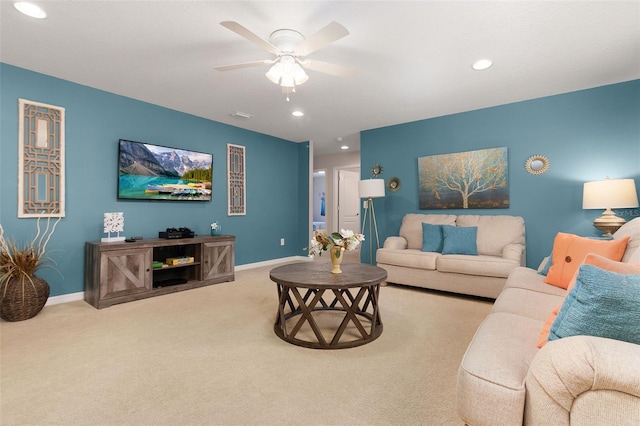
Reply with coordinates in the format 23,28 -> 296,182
280,238 -> 285,246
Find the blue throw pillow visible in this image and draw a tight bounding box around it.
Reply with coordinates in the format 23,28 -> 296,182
548,264 -> 640,345
421,223 -> 444,252
441,225 -> 478,255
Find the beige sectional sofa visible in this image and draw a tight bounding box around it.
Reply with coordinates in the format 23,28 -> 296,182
376,214 -> 525,299
457,217 -> 640,425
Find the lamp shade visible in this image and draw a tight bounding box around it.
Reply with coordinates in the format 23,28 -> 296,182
359,179 -> 385,199
583,178 -> 639,209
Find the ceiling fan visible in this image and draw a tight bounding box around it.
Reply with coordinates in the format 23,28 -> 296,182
215,21 -> 357,100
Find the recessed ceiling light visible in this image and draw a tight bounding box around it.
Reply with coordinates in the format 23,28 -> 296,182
292,110 -> 304,117
341,145 -> 349,150
472,59 -> 493,71
14,2 -> 47,19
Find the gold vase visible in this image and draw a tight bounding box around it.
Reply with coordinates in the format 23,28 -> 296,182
329,246 -> 345,274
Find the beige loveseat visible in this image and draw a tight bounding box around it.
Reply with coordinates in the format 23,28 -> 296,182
457,217 -> 640,425
376,214 -> 525,299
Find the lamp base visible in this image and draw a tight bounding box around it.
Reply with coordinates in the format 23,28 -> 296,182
593,208 -> 627,237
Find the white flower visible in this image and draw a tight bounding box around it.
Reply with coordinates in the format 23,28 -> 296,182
340,229 -> 354,239
210,222 -> 218,230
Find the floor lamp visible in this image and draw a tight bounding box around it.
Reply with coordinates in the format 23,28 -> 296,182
358,179 -> 385,264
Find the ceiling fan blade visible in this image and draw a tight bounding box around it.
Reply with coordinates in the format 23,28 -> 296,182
296,21 -> 349,56
300,59 -> 357,78
220,21 -> 280,55
214,60 -> 274,72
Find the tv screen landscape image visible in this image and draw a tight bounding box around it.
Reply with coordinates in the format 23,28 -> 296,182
118,139 -> 213,201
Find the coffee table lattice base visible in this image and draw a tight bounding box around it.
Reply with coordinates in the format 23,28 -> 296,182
274,284 -> 383,349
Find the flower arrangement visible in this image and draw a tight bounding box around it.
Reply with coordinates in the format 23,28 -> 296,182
0,216 -> 61,321
0,217 -> 60,288
308,229 -> 365,258
210,221 -> 219,231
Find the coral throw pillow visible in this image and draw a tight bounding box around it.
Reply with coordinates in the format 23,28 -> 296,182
536,253 -> 640,348
544,233 -> 629,289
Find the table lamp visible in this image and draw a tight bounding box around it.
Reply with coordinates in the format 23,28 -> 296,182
582,177 -> 639,237
358,179 -> 385,263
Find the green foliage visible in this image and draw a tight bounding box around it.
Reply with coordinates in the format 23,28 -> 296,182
182,167 -> 212,182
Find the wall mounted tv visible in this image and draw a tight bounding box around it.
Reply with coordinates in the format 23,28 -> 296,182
118,139 -> 213,201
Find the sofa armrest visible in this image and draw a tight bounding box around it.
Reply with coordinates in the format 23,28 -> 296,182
502,243 -> 525,265
525,335 -> 640,425
382,236 -> 408,250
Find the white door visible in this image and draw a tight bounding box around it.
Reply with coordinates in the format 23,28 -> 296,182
338,169 -> 360,233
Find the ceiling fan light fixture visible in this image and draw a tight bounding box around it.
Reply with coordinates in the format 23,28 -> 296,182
265,62 -> 283,84
280,74 -> 295,88
292,63 -> 309,85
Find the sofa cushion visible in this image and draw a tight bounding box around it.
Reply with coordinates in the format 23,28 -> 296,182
544,232 -> 629,289
457,312 -> 542,426
456,215 -> 525,257
441,225 -> 478,255
399,213 -> 457,250
549,264 -> 640,345
504,266 -> 567,296
421,223 -> 444,252
437,254 -> 518,278
492,287 -> 563,321
375,248 -> 439,270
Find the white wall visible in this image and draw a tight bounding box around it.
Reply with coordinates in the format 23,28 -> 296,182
313,152 -> 360,232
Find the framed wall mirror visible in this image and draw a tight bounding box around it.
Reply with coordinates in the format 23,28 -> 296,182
525,155 -> 549,175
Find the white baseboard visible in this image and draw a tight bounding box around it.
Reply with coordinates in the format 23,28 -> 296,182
234,255 -> 311,271
46,291 -> 85,306
46,256 -> 311,306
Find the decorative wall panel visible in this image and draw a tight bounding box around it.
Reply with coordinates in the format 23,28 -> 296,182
18,99 -> 65,217
227,143 -> 246,215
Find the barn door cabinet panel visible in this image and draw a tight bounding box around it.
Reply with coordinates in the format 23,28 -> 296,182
203,240 -> 235,281
85,236 -> 235,309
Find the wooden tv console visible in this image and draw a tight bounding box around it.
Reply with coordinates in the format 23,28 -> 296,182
84,235 -> 235,309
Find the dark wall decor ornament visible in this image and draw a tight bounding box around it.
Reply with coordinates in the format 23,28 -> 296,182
371,164 -> 383,178
418,147 -> 509,209
387,177 -> 401,192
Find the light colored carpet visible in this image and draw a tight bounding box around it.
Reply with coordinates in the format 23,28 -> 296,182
0,261 -> 492,425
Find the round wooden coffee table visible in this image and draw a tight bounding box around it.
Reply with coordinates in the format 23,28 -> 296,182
269,262 -> 387,349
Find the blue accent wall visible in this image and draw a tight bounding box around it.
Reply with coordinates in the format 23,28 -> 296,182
360,80 -> 640,266
0,63 -> 309,297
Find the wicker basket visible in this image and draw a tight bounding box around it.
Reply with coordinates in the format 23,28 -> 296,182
0,275 -> 49,321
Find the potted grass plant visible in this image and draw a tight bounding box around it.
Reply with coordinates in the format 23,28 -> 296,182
0,217 -> 60,321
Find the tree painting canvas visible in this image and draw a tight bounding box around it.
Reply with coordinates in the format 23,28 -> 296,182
418,147 -> 509,209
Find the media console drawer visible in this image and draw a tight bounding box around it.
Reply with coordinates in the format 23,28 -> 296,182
84,235 -> 234,309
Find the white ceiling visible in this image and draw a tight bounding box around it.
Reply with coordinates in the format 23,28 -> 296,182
1,1 -> 639,156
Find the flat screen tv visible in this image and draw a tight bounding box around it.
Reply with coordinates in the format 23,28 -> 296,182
118,139 -> 213,201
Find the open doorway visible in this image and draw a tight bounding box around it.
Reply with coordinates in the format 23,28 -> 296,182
312,170 -> 327,232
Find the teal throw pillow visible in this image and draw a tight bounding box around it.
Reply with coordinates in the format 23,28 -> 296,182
548,264 -> 640,345
421,223 -> 444,252
441,225 -> 478,255
538,251 -> 553,276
